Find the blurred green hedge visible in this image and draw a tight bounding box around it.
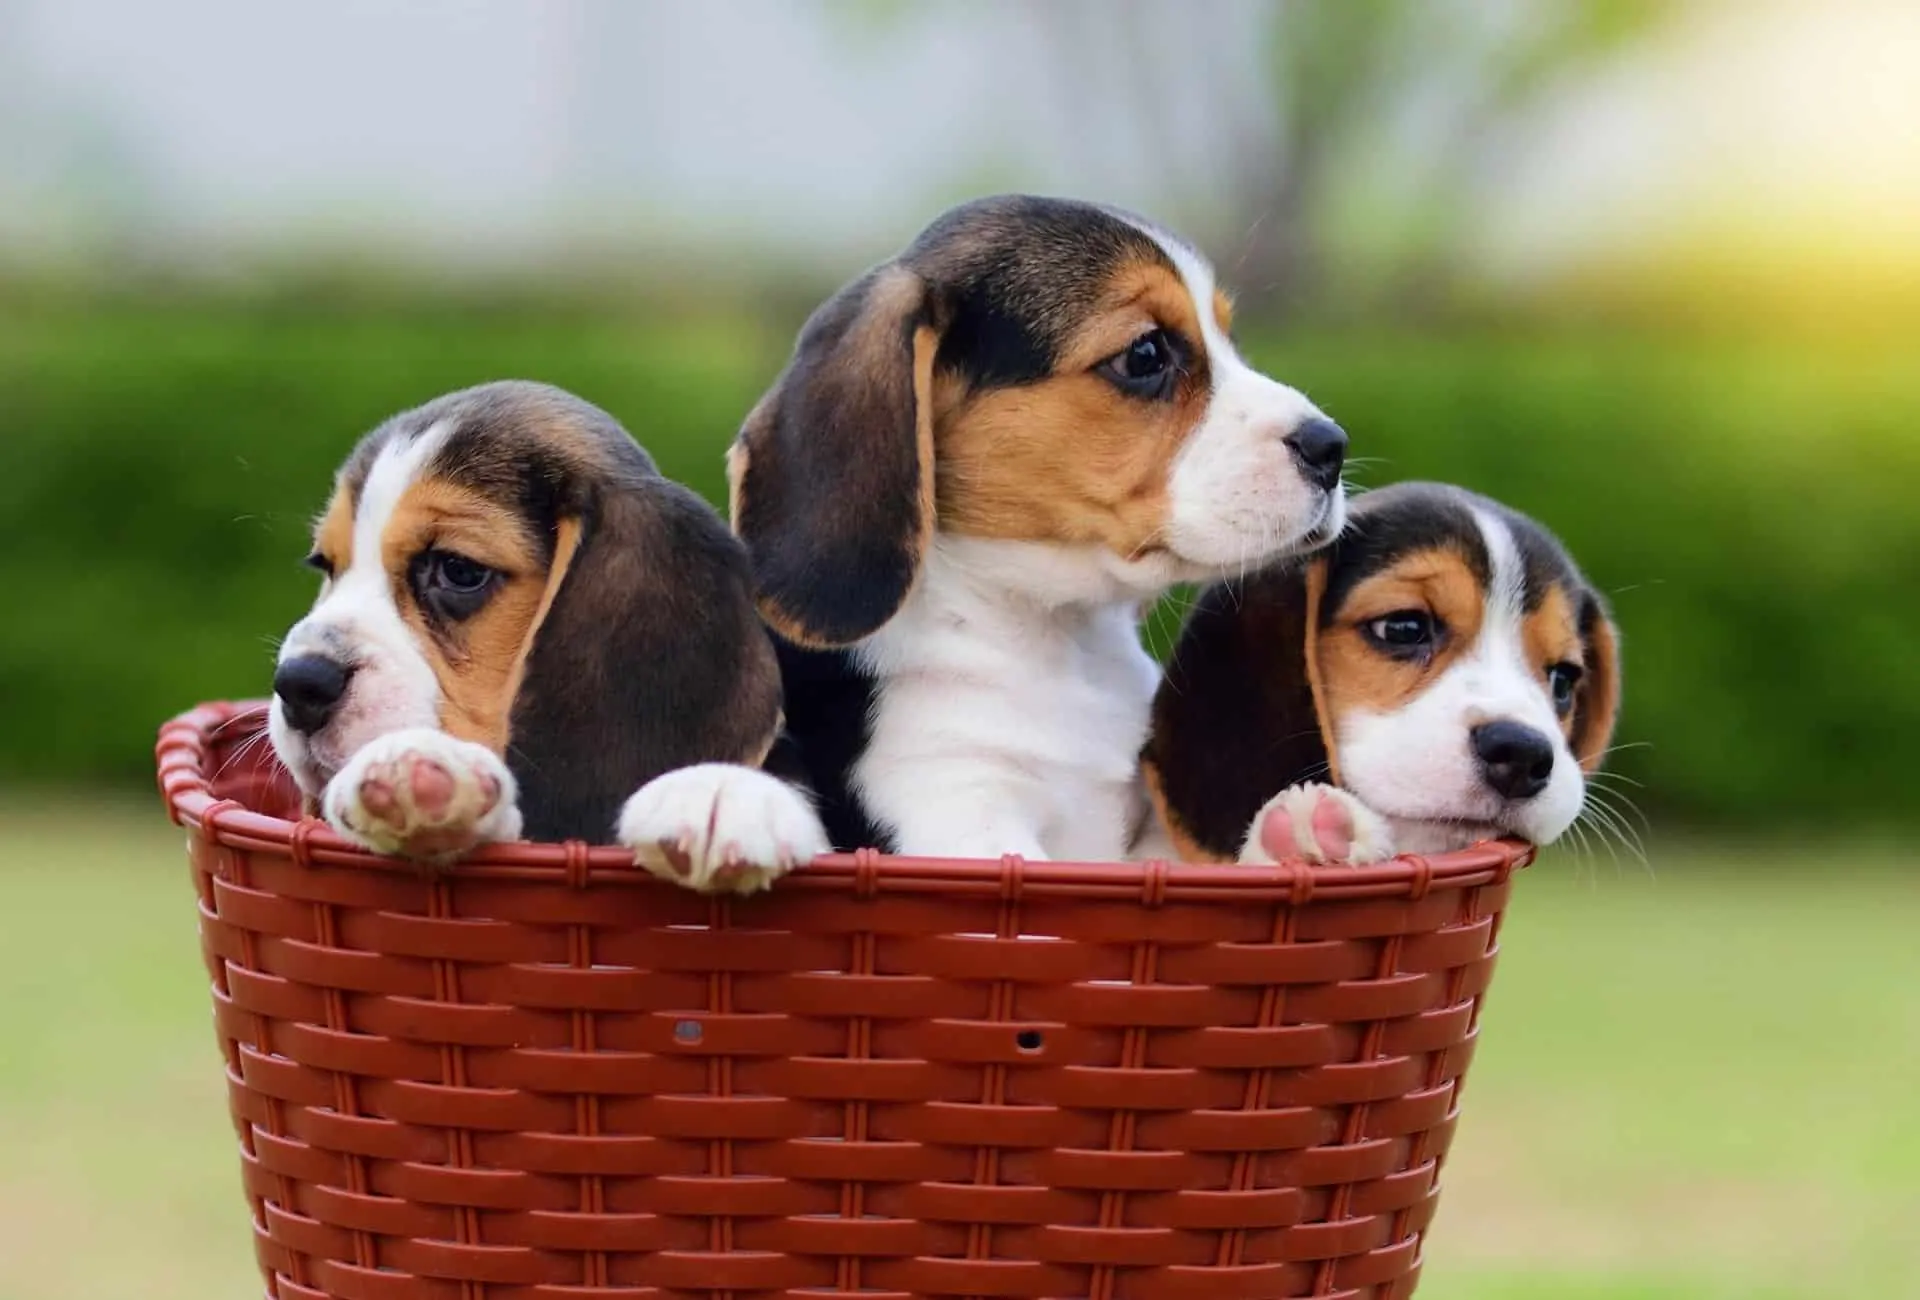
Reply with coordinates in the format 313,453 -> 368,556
4,292 -> 1914,832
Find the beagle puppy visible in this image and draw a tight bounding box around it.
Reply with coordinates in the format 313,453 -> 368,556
731,194 -> 1349,861
1142,482 -> 1622,864
268,380 -> 828,890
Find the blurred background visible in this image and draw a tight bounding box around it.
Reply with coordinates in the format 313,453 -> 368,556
1,1 -> 1915,1297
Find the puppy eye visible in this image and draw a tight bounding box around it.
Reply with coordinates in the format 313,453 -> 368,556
303,552 -> 334,579
1547,662 -> 1584,715
1362,609 -> 1440,659
1099,328 -> 1180,400
414,548 -> 497,621
433,552 -> 491,592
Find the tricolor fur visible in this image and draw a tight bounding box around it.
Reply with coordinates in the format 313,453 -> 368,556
1143,482 -> 1622,864
269,380 -> 826,889
733,195 -> 1350,861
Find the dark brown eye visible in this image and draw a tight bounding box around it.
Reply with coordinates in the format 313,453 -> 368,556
414,549 -> 497,621
434,552 -> 491,593
1099,328 -> 1179,400
304,552 -> 334,579
1547,662 -> 1584,715
1363,609 -> 1441,661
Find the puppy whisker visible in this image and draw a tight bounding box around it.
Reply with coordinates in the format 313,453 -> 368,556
214,722 -> 291,788
1584,783 -> 1652,835
1573,790 -> 1650,874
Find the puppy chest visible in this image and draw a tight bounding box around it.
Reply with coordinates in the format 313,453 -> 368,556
855,615 -> 1157,853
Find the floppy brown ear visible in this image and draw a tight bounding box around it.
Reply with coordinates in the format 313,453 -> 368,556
1301,557 -> 1342,787
1140,556 -> 1334,862
729,264 -> 940,647
1572,592 -> 1622,773
507,474 -> 784,843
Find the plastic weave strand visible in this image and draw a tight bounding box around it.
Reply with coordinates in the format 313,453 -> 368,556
158,702 -> 1531,1300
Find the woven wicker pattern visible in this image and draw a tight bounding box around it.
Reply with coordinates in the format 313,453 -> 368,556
158,702 -> 1531,1299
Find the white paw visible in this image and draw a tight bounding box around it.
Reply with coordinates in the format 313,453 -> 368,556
1238,782 -> 1396,866
617,763 -> 829,895
321,728 -> 522,864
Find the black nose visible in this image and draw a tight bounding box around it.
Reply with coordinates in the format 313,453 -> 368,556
273,655 -> 352,735
1284,417 -> 1348,491
1471,721 -> 1556,801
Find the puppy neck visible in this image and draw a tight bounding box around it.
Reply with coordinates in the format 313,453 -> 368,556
854,533 -> 1163,682
922,533 -> 1187,615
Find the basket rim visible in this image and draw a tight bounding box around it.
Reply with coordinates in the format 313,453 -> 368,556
157,699 -> 1533,901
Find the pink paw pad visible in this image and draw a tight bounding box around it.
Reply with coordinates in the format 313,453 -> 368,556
407,756 -> 457,818
1257,789 -> 1354,863
1308,793 -> 1355,860
358,775 -> 399,818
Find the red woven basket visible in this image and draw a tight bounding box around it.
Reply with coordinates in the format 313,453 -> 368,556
157,700 -> 1532,1300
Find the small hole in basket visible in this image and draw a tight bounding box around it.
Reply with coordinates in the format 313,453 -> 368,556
673,1019 -> 703,1045
1015,1029 -> 1044,1053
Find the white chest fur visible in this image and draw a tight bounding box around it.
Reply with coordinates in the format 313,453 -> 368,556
850,537 -> 1167,861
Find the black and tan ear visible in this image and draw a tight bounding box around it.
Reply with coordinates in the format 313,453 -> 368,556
1572,591 -> 1622,773
1141,556 -> 1334,863
729,264 -> 941,647
508,472 -> 784,843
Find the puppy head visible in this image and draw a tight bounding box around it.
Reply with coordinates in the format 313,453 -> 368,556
1313,483 -> 1620,846
731,194 -> 1348,646
1145,482 -> 1621,859
269,380 -> 783,841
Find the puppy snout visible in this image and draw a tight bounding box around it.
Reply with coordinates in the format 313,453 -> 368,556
1283,417 -> 1348,492
274,654 -> 354,735
1471,721 -> 1555,801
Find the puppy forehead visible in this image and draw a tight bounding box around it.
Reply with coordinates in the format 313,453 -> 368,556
426,382 -> 643,496
907,195 -> 1183,295
1328,481 -> 1598,617
332,381 -> 647,535
1323,486 -> 1491,618
309,417 -> 444,562
905,196 -> 1208,384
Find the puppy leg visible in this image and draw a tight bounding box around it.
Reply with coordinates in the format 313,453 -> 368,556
1239,783 -> 1396,866
323,729 -> 523,864
618,763 -> 830,895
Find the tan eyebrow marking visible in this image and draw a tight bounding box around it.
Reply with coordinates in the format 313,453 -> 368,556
311,488 -> 355,574
1522,583 -> 1585,736
1317,547 -> 1488,721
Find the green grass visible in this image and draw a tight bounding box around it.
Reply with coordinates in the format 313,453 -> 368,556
0,801 -> 1914,1300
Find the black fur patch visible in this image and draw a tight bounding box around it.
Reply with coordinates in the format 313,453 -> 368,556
761,637 -> 891,853
907,195 -> 1176,391
1143,562 -> 1327,861
1503,504 -> 1591,614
